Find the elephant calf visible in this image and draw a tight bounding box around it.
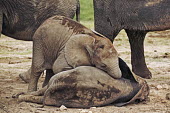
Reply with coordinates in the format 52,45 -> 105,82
18,66 -> 149,108
20,16 -> 122,92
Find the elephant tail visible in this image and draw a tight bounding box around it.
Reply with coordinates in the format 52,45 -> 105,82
76,0 -> 80,22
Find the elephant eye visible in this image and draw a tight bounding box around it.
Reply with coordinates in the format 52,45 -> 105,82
100,63 -> 107,68
99,45 -> 104,49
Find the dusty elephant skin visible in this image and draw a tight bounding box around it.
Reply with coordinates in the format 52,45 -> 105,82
25,16 -> 122,92
0,0 -> 80,40
18,66 -> 149,108
93,0 -> 170,79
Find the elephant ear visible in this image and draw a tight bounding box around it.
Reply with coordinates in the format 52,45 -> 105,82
114,78 -> 149,107
118,58 -> 137,82
64,34 -> 95,68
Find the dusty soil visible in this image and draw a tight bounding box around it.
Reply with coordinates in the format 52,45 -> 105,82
0,30 -> 170,113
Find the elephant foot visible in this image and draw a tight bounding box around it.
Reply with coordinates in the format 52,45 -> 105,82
19,72 -> 30,83
132,66 -> 152,79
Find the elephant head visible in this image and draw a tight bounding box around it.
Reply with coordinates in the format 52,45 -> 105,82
64,33 -> 122,79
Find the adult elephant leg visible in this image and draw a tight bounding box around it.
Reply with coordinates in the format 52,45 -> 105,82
42,69 -> 54,88
94,1 -> 121,43
125,30 -> 152,79
28,39 -> 45,92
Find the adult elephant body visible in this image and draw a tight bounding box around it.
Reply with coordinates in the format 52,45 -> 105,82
93,0 -> 170,78
0,0 -> 80,40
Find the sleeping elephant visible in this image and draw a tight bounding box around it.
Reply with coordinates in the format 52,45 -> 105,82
18,66 -> 149,108
24,16 -> 122,92
93,0 -> 170,79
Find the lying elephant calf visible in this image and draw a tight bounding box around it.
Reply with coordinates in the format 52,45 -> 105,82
18,66 -> 149,108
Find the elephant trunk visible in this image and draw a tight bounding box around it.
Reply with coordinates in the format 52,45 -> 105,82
106,58 -> 122,79
107,64 -> 122,79
92,55 -> 122,79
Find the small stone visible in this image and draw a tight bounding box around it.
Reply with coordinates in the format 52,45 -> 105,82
59,105 -> 67,111
156,85 -> 163,90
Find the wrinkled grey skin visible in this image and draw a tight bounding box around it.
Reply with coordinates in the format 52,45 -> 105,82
24,16 -> 121,92
18,66 -> 149,108
0,0 -> 80,82
0,0 -> 80,40
93,0 -> 170,79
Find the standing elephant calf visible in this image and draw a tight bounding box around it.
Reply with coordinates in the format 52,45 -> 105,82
18,66 -> 149,108
22,16 -> 122,92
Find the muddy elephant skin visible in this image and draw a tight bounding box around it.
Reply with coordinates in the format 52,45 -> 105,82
93,0 -> 170,79
0,0 -> 80,40
25,16 -> 122,92
18,66 -> 149,108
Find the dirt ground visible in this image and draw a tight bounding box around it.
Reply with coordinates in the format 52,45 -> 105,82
0,30 -> 170,113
